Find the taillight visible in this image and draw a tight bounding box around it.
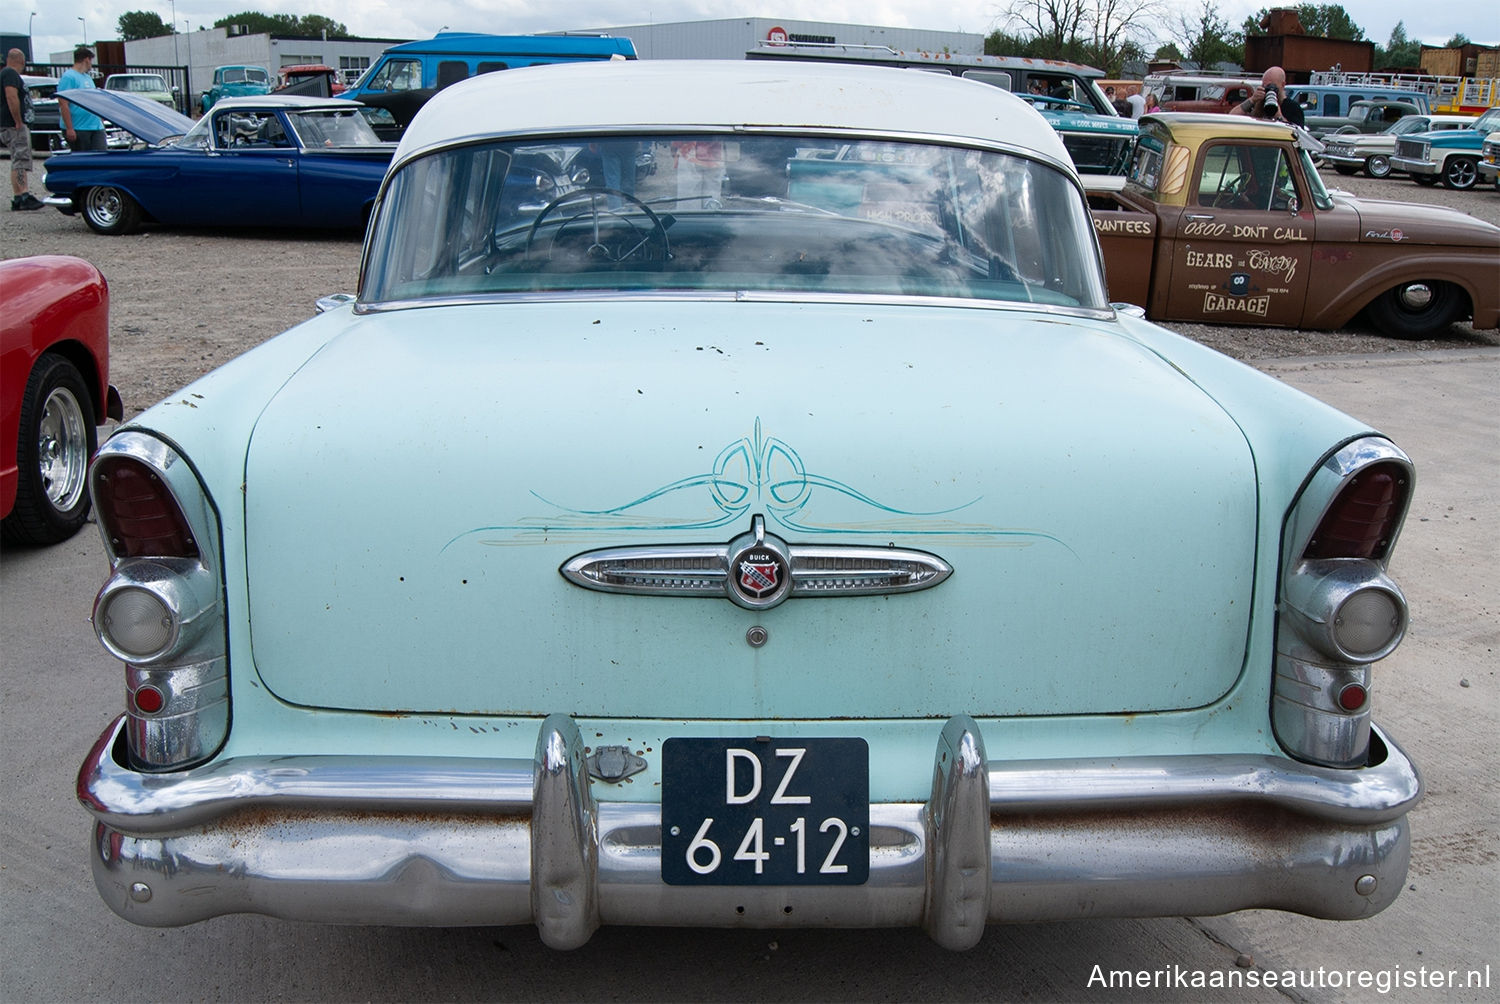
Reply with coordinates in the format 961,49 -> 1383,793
1302,461 -> 1410,561
92,456 -> 200,558
89,433 -> 227,772
1274,438 -> 1413,769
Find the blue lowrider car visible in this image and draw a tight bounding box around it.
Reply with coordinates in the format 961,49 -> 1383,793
43,90 -> 393,235
76,61 -> 1420,948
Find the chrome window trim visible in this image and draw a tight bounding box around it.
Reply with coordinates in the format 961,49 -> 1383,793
351,288 -> 1119,322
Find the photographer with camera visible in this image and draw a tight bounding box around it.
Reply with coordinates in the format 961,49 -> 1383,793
1231,66 -> 1304,126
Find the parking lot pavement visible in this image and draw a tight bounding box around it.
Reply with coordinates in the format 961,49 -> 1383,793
1200,350 -> 1499,1001
1,348 -> 1493,1002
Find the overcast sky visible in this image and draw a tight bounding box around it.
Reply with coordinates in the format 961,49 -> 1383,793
20,1 -> 1495,67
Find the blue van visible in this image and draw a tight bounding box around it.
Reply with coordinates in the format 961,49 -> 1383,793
1284,84 -> 1430,120
344,33 -> 637,140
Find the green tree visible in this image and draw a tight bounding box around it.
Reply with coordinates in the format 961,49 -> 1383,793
985,30 -> 1048,58
1375,21 -> 1421,69
1153,42 -> 1184,62
1176,0 -> 1243,69
212,11 -> 349,38
995,0 -> 1158,73
1243,4 -> 1365,41
1445,33 -> 1472,48
297,15 -> 347,38
117,10 -> 171,42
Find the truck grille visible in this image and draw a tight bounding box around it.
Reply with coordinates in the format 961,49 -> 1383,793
1394,138 -> 1429,160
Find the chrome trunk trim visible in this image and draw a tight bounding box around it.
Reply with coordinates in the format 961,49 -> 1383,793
561,516 -> 952,608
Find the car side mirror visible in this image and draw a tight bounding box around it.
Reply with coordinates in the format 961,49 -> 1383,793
1287,196 -> 1299,215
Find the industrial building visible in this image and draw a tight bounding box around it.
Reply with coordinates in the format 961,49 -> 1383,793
582,18 -> 982,62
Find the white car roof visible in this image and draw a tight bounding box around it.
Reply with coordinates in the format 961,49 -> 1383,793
211,94 -> 355,112
396,59 -> 1070,168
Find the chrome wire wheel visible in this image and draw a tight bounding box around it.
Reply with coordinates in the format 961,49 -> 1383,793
37,385 -> 90,513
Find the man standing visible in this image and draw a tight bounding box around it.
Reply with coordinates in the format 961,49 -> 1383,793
1125,90 -> 1145,119
1,48 -> 43,210
1231,66 -> 1305,127
58,47 -> 106,151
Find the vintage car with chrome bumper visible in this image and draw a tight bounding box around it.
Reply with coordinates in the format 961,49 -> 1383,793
76,61 -> 1423,948
43,89 -> 393,235
1321,113 -> 1479,178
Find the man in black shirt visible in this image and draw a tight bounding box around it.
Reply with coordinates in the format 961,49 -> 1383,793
1231,66 -> 1305,127
1,48 -> 43,210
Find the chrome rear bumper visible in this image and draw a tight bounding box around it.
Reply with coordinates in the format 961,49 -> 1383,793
78,714 -> 1421,949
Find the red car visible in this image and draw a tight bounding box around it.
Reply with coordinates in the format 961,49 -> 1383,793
1,256 -> 123,544
275,64 -> 347,96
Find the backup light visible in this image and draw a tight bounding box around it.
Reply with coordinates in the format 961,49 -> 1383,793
1282,561 -> 1407,664
1334,588 -> 1403,659
98,587 -> 174,659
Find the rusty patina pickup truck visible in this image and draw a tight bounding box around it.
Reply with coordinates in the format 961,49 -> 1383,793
1088,113 -> 1500,338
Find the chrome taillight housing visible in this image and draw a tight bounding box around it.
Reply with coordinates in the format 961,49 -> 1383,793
91,433 -> 227,772
1275,438 -> 1412,767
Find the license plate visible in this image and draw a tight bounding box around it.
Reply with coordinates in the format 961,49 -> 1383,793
661,737 -> 869,885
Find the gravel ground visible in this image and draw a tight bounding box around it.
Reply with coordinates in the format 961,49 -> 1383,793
2,158 -> 1497,418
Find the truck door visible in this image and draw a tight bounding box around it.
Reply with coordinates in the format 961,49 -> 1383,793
1162,140 -> 1314,327
349,57 -> 428,139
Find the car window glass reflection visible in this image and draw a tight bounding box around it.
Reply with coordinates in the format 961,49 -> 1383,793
216,112 -> 291,149
362,133 -> 1106,310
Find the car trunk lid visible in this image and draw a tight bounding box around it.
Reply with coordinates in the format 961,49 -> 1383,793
244,300 -> 1257,719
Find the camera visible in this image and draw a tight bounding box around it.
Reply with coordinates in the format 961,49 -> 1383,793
1262,85 -> 1280,114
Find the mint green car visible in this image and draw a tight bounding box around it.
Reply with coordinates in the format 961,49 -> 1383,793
77,61 -> 1420,948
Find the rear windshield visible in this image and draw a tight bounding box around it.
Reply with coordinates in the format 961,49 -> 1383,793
362,132 -> 1105,309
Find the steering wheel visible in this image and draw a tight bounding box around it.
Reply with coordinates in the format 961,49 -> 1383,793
1212,174 -> 1252,209
525,188 -> 670,265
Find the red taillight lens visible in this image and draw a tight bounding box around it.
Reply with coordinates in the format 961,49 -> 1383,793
132,685 -> 165,714
1303,461 -> 1410,561
93,457 -> 200,559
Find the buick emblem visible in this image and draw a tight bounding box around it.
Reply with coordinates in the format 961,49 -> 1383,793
726,516 -> 792,609
738,555 -> 781,597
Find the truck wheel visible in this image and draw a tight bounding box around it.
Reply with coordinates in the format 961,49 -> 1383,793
1441,157 -> 1478,190
1365,155 -> 1392,178
0,353 -> 97,545
1367,281 -> 1463,339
